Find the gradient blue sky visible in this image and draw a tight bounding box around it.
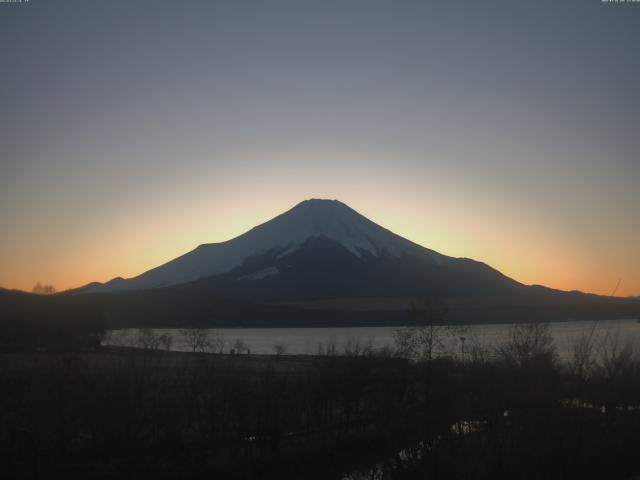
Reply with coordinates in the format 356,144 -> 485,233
1,0 -> 639,296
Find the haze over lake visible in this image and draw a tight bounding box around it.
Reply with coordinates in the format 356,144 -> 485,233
105,319 -> 640,360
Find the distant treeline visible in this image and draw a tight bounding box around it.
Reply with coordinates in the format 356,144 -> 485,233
86,289 -> 639,329
0,290 -> 105,352
2,325 -> 640,479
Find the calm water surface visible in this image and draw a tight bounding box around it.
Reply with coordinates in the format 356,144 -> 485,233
104,319 -> 640,360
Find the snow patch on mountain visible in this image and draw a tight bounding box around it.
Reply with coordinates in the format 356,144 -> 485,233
237,266 -> 280,281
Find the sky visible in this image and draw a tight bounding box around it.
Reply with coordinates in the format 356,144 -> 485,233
1,0 -> 639,297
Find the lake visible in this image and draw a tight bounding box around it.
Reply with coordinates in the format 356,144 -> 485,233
104,318 -> 640,361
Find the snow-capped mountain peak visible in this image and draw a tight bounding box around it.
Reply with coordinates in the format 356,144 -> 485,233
240,199 -> 429,258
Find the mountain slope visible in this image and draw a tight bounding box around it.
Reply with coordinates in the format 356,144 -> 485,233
81,199 -> 446,293
167,235 -> 522,302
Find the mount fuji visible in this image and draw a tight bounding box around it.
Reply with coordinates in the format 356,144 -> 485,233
80,199 -> 514,295
73,199 -> 636,327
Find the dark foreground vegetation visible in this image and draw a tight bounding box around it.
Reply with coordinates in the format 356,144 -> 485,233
2,324 -> 640,480
1,289 -> 639,478
0,289 -> 105,352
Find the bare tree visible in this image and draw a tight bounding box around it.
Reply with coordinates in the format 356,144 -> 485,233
137,328 -> 163,350
497,322 -> 557,368
159,332 -> 173,351
317,337 -> 338,356
181,328 -> 210,353
600,329 -> 636,381
32,282 -> 56,295
231,338 -> 247,354
207,329 -> 225,353
393,296 -> 464,362
271,342 -> 289,356
344,337 -> 375,357
571,330 -> 598,381
465,334 -> 492,365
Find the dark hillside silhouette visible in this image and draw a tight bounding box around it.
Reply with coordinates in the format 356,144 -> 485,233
0,289 -> 105,352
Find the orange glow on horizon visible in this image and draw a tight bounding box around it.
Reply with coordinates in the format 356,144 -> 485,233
2,193 -> 638,298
